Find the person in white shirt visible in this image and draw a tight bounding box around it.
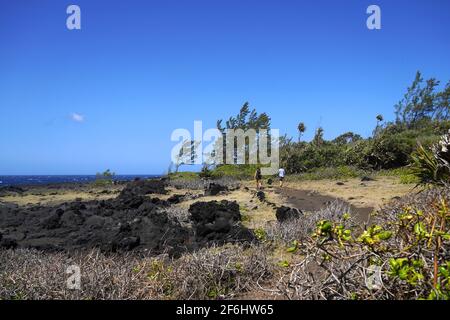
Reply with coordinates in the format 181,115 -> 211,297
278,168 -> 285,187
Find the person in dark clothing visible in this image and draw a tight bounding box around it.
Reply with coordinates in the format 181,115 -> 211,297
254,168 -> 262,190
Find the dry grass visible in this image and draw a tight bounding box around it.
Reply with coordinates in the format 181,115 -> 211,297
283,176 -> 416,209
3,177 -> 441,300
0,189 -> 120,206
2,187 -> 447,300
266,200 -> 352,243
173,186 -> 286,230
0,249 -> 160,299
0,244 -> 272,300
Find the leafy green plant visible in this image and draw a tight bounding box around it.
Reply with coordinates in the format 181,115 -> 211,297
357,225 -> 392,247
388,258 -> 424,286
278,260 -> 290,268
254,228 -> 267,241
313,220 -> 352,247
286,240 -> 299,253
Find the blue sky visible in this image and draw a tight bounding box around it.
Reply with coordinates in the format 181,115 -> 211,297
0,0 -> 449,175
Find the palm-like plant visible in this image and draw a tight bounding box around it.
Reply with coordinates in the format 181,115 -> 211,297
376,114 -> 384,123
297,122 -> 306,142
411,130 -> 450,186
411,144 -> 439,185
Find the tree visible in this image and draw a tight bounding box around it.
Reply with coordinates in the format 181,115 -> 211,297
374,114 -> 384,137
313,127 -> 324,146
173,140 -> 200,173
297,122 -> 306,142
217,102 -> 271,132
95,169 -> 115,185
394,71 -> 441,126
332,132 -> 362,145
217,102 -> 271,165
435,81 -> 450,121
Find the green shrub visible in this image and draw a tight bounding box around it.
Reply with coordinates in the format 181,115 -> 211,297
378,167 -> 419,184
210,164 -> 258,179
168,171 -> 199,180
287,166 -> 366,181
94,169 -> 115,186
411,131 -> 450,187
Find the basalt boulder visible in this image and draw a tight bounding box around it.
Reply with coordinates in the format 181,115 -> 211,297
119,179 -> 167,198
0,192 -> 188,256
189,200 -> 254,244
256,191 -> 265,201
276,206 -> 303,222
204,183 -> 228,196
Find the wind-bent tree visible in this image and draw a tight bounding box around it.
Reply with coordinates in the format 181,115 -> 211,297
173,140 -> 200,173
216,102 -> 271,165
394,71 -> 446,126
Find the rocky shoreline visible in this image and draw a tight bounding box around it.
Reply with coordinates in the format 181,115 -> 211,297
0,179 -> 257,256
0,177 -> 377,257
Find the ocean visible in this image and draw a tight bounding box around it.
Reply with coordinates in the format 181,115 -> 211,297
0,175 -> 160,186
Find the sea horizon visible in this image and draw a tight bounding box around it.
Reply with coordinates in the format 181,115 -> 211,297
0,174 -> 161,186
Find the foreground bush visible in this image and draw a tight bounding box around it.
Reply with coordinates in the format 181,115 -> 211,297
151,244 -> 272,299
269,187 -> 450,299
2,188 -> 449,300
0,250 -> 157,300
0,244 -> 272,300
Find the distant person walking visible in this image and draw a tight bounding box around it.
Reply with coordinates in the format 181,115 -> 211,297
254,168 -> 262,190
278,167 -> 285,187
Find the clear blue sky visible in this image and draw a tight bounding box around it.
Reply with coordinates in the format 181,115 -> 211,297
0,0 -> 449,175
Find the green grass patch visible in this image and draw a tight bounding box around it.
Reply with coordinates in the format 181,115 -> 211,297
377,167 -> 419,184
168,172 -> 200,180
210,164 -> 259,179
287,166 -> 368,181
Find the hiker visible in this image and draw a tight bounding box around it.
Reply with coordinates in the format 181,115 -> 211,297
278,167 -> 285,187
254,168 -> 262,190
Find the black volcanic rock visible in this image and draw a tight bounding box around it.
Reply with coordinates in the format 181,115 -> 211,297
276,206 -> 302,222
0,180 -> 259,255
119,179 -> 167,198
204,183 -> 228,196
256,191 -> 265,201
189,200 -> 254,244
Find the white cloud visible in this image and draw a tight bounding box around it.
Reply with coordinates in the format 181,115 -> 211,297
70,113 -> 85,123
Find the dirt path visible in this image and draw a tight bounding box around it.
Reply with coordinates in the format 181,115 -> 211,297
275,187 -> 374,224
